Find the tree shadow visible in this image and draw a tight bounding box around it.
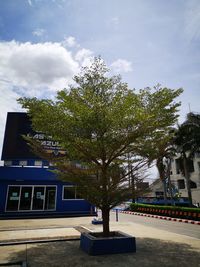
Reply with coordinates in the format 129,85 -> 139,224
2,238 -> 200,267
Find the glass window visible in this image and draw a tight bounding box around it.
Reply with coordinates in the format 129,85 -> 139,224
6,185 -> 57,211
4,161 -> 12,166
63,186 -> 83,199
19,186 -> 32,210
35,161 -> 42,166
19,160 -> 27,166
63,186 -> 76,199
32,187 -> 45,210
190,180 -> 197,189
195,152 -> 200,158
187,159 -> 194,173
175,159 -> 181,174
178,179 -> 185,189
45,186 -> 56,210
6,186 -> 20,211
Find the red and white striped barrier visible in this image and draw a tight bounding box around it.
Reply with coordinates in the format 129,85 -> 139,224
117,210 -> 200,225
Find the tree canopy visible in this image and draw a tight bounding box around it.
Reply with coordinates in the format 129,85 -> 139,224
18,57 -> 183,236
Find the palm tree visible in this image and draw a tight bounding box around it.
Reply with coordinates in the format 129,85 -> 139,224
155,134 -> 176,205
141,130 -> 176,205
174,112 -> 200,206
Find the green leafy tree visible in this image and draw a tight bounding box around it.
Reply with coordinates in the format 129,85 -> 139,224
18,57 -> 183,237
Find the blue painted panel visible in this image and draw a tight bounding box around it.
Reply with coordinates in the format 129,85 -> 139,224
80,232 -> 136,255
0,166 -> 96,217
0,181 -> 8,211
0,166 -> 56,181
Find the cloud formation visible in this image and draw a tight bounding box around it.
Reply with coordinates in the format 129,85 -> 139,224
185,0 -> 200,41
0,41 -> 79,92
32,28 -> 46,37
62,36 -> 79,48
75,48 -> 94,67
111,59 -> 132,73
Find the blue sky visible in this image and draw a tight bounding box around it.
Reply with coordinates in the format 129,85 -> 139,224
0,0 -> 200,179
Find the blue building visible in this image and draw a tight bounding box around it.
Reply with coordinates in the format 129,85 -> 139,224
0,112 -> 96,218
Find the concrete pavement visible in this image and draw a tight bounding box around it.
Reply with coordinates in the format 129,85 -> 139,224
0,213 -> 200,266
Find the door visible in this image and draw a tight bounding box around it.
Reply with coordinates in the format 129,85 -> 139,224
19,186 -> 32,210
6,186 -> 20,211
6,185 -> 56,212
32,186 -> 45,210
45,187 -> 56,210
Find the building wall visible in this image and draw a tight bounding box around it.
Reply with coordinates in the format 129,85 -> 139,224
170,154 -> 200,205
0,165 -> 95,217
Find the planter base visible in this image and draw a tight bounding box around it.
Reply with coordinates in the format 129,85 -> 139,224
80,231 -> 136,255
91,218 -> 103,225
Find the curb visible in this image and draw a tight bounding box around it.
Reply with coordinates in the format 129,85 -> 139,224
0,237 -> 80,246
119,211 -> 200,225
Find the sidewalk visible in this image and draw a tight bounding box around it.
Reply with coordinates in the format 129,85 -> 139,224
0,214 -> 200,267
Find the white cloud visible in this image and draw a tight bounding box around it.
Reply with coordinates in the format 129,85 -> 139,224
111,17 -> 119,25
185,0 -> 200,41
0,40 -> 98,159
0,41 -> 79,92
110,59 -> 132,73
32,28 -> 46,37
27,0 -> 32,6
62,36 -> 79,48
75,48 -> 94,67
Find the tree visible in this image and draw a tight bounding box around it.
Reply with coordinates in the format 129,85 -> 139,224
150,131 -> 176,204
18,57 -> 183,237
174,112 -> 200,206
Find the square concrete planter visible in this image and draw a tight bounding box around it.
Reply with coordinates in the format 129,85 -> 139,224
80,231 -> 136,255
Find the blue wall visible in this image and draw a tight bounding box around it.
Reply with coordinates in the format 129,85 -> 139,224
0,166 -> 95,218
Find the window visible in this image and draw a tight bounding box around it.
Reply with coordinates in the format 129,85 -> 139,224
187,159 -> 194,173
195,152 -> 200,158
6,185 -> 56,211
178,179 -> 185,189
175,158 -> 194,174
175,159 -> 181,174
4,161 -> 12,166
190,180 -> 197,189
155,191 -> 164,197
19,160 -> 27,166
62,186 -> 82,200
34,161 -> 42,166
6,186 -> 20,211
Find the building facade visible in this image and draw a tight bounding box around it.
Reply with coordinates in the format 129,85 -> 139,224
170,154 -> 200,206
142,154 -> 200,206
0,112 -> 96,218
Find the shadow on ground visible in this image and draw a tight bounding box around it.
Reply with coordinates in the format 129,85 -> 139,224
5,238 -> 200,267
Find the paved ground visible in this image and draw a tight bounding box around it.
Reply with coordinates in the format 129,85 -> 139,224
0,213 -> 200,267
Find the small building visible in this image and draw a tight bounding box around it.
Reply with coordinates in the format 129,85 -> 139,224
0,112 -> 96,218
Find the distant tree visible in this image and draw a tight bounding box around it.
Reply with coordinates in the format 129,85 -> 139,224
141,129 -> 176,205
174,112 -> 200,206
18,57 -> 183,237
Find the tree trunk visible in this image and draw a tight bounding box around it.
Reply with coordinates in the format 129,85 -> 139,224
168,174 -> 174,206
157,159 -> 167,205
183,153 -> 193,207
101,207 -> 110,237
131,167 -> 135,203
161,179 -> 167,205
167,159 -> 175,206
